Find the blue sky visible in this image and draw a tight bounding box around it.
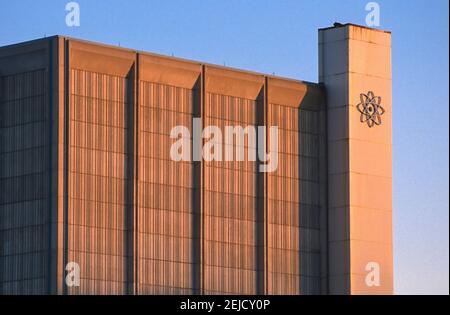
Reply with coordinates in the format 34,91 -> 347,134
0,0 -> 448,294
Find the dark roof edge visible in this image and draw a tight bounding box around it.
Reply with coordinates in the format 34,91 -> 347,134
0,35 -> 60,50
318,22 -> 391,34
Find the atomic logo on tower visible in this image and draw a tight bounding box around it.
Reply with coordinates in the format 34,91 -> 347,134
357,91 -> 385,127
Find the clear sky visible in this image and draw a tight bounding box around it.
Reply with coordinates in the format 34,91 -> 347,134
0,0 -> 448,295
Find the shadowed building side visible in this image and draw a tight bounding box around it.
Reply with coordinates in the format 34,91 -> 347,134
0,40 -> 56,294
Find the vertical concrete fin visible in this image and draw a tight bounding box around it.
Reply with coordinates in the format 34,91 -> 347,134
319,23 -> 393,295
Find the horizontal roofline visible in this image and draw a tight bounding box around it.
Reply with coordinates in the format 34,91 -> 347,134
318,22 -> 391,34
0,35 -> 323,88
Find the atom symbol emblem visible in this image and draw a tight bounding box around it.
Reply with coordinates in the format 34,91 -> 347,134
357,91 -> 385,128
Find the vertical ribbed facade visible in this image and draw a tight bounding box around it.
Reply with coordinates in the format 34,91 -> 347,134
67,69 -> 130,294
267,103 -> 300,294
267,105 -> 322,294
296,109 -> 322,294
138,82 -> 195,294
0,70 -> 50,294
203,94 -> 259,294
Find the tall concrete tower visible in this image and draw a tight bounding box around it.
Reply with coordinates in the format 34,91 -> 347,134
319,24 -> 393,294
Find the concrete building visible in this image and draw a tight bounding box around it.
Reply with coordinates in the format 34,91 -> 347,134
0,23 -> 392,295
